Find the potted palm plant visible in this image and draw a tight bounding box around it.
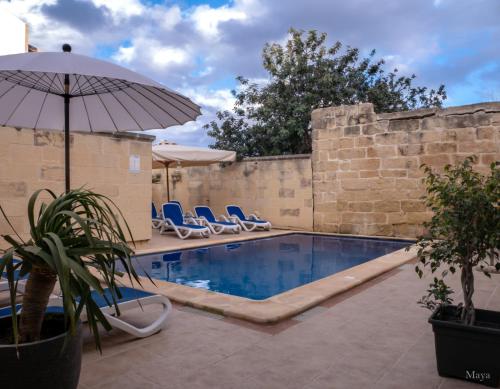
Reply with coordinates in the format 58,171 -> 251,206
0,188 -> 141,389
415,156 -> 500,387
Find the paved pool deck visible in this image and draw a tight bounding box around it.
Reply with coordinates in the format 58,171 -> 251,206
77,256 -> 500,389
128,229 -> 417,323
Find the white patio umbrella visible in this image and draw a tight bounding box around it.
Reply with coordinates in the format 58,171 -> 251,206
152,143 -> 236,201
0,44 -> 201,192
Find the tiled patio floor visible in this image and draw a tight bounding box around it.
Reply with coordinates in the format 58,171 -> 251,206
78,260 -> 500,389
134,228 -> 291,255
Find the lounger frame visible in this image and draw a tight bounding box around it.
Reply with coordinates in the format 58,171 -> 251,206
160,203 -> 210,239
194,206 -> 241,235
226,205 -> 272,232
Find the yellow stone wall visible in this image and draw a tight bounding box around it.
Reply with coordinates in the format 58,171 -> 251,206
152,155 -> 313,230
0,127 -> 153,247
311,102 -> 500,238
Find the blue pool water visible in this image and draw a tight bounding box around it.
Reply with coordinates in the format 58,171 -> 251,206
133,234 -> 410,300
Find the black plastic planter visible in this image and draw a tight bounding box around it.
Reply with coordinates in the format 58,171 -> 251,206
430,305 -> 500,387
0,315 -> 83,389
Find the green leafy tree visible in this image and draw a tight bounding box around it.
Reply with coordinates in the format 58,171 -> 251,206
415,157 -> 500,325
206,28 -> 446,157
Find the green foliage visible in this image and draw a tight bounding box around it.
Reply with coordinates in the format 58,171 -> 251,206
414,157 -> 500,325
418,278 -> 454,311
0,188 -> 141,349
206,28 -> 446,157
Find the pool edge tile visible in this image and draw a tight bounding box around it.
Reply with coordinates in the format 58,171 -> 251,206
110,235 -> 417,325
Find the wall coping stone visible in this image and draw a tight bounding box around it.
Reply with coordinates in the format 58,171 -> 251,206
84,131 -> 155,142
243,154 -> 311,162
0,125 -> 156,143
313,101 -> 500,122
378,102 -> 500,121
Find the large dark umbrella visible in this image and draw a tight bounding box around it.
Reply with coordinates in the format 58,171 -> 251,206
0,44 -> 201,192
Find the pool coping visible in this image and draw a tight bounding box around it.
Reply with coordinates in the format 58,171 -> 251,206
119,231 -> 418,324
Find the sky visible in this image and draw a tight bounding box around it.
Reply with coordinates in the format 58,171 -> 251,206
1,0 -> 499,146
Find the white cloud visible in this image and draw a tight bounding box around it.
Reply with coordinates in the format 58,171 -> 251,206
190,4 -> 247,38
91,0 -> 144,20
189,0 -> 264,39
151,46 -> 190,69
197,66 -> 214,77
113,45 -> 136,63
112,38 -> 191,71
182,88 -> 235,111
152,5 -> 182,31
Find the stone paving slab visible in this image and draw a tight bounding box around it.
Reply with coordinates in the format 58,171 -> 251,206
79,263 -> 499,388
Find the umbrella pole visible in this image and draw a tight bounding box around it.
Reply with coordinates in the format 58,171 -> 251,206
64,74 -> 70,193
165,162 -> 170,202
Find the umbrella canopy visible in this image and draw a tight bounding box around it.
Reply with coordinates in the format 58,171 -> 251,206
0,50 -> 201,131
0,45 -> 201,192
152,144 -> 236,168
152,143 -> 236,201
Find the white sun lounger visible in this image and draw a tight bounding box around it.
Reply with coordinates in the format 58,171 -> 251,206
226,205 -> 272,232
160,202 -> 210,239
194,205 -> 241,235
1,287 -> 172,339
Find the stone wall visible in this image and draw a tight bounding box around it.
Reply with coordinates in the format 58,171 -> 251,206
312,102 -> 500,238
152,155 -> 313,230
0,127 -> 153,247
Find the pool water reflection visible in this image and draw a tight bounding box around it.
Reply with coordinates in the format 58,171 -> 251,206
133,234 -> 410,300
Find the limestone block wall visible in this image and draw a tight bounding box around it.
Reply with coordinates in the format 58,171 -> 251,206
152,155 -> 313,230
0,127 -> 153,246
312,102 -> 500,238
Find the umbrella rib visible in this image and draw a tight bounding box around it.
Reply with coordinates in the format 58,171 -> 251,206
33,89 -> 51,131
73,75 -> 93,96
34,73 -> 59,129
6,71 -> 53,94
54,74 -> 66,95
77,76 -> 102,95
127,84 -> 181,125
116,85 -> 164,128
91,77 -> 119,131
105,87 -> 143,130
3,87 -> 32,126
39,72 -> 60,94
79,77 -> 109,96
145,85 -> 201,117
69,74 -> 79,95
76,76 -> 123,96
0,80 -> 18,101
74,75 -> 94,132
22,71 -> 57,94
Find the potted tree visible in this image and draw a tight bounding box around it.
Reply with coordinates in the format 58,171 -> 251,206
415,156 -> 500,387
0,188 -> 141,389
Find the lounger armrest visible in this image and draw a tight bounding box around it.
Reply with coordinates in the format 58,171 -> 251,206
184,211 -> 195,218
196,217 -> 209,226
101,294 -> 172,338
219,215 -> 230,222
184,216 -> 200,225
248,213 -> 261,221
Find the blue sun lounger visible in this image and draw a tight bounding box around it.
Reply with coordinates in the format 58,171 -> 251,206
226,205 -> 272,232
194,206 -> 241,235
0,260 -> 26,293
152,202 -> 163,229
168,200 -> 194,218
0,287 -> 172,338
160,202 -> 210,239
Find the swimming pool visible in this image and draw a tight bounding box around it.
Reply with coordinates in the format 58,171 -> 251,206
132,233 -> 410,300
